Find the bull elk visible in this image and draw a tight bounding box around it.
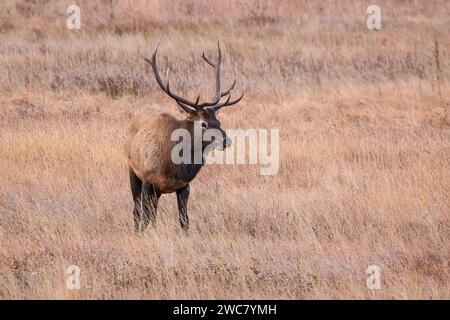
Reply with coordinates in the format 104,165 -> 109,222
126,42 -> 244,233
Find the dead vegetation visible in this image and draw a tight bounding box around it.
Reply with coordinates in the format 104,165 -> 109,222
0,0 -> 449,299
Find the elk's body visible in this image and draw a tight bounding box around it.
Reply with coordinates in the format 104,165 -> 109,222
126,109 -> 201,193
127,43 -> 243,233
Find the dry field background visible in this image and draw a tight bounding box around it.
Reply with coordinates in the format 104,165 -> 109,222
0,0 -> 449,299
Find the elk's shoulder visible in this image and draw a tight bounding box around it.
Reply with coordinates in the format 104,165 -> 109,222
125,107 -> 184,161
128,107 -> 183,135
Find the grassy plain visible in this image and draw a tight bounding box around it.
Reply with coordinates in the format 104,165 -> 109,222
0,0 -> 449,299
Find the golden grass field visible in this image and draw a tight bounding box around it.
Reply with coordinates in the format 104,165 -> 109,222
0,0 -> 449,299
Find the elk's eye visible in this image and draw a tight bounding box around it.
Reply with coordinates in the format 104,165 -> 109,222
201,122 -> 208,128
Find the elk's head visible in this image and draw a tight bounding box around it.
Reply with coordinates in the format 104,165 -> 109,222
139,42 -> 244,151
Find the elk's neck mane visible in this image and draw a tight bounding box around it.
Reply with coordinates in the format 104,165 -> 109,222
173,118 -> 205,183
178,161 -> 203,183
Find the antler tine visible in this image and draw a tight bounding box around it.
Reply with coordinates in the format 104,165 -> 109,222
227,90 -> 245,105
201,42 -> 222,67
221,79 -> 236,97
217,92 -> 232,107
216,90 -> 245,111
201,52 -> 215,67
165,68 -> 169,87
198,42 -> 223,108
217,41 -> 222,64
139,43 -> 199,111
212,42 -> 222,103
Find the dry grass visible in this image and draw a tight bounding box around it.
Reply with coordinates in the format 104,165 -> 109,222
0,0 -> 449,299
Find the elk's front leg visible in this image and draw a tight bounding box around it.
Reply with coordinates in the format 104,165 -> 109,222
140,182 -> 160,232
129,169 -> 143,233
176,184 -> 190,232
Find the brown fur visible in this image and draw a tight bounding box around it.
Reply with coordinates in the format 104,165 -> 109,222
126,108 -> 181,232
127,107 -> 188,193
126,107 -> 226,194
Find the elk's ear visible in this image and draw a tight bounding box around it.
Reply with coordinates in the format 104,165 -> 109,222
176,102 -> 197,115
177,105 -> 188,114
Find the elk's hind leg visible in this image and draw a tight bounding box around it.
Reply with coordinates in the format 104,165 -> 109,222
176,184 -> 190,232
140,182 -> 160,232
130,169 -> 143,232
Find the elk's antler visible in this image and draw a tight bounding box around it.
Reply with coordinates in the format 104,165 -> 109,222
139,43 -> 200,113
139,41 -> 244,112
201,42 -> 244,110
